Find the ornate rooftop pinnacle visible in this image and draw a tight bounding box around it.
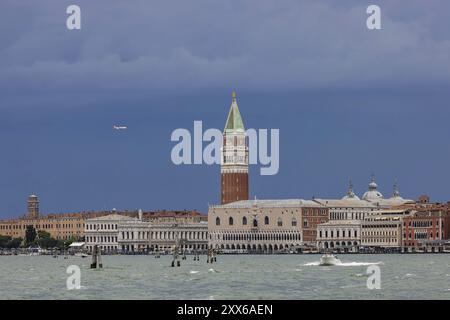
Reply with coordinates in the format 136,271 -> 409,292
347,180 -> 355,197
392,180 -> 401,198
369,174 -> 378,190
342,179 -> 360,200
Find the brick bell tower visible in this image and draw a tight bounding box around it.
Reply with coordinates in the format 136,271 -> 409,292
221,91 -> 249,204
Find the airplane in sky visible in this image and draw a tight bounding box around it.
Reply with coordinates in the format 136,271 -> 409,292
113,125 -> 127,130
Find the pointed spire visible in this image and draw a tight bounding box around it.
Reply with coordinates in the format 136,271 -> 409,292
224,90 -> 245,133
347,180 -> 355,198
392,180 -> 400,198
342,179 -> 360,200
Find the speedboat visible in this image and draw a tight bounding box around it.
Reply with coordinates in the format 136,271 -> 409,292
75,252 -> 89,258
319,253 -> 342,266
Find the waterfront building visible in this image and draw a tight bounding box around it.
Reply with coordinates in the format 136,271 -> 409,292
0,195 -> 85,240
85,212 -> 208,253
85,214 -> 134,253
315,178 -> 414,222
301,205 -> 329,247
208,199 -> 326,253
316,220 -> 361,252
0,194 -> 205,242
315,179 -> 414,252
402,209 -> 450,252
147,221 -> 208,253
117,210 -> 151,252
361,209 -> 414,251
221,91 -> 249,204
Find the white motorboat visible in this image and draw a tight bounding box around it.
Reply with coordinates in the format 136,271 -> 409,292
319,253 -> 342,266
75,252 -> 89,258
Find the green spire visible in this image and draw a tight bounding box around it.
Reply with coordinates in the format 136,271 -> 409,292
224,91 -> 245,132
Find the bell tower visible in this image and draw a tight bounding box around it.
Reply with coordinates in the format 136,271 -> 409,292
220,91 -> 249,204
27,194 -> 39,218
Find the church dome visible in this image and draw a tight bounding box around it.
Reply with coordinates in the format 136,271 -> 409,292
362,175 -> 383,200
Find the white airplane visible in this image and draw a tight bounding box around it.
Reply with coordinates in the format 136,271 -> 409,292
113,125 -> 127,130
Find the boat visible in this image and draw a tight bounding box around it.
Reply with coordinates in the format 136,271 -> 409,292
75,252 -> 89,258
319,253 -> 342,266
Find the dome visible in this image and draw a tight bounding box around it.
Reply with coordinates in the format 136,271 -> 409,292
342,194 -> 361,200
362,175 -> 383,200
362,190 -> 383,200
369,181 -> 378,189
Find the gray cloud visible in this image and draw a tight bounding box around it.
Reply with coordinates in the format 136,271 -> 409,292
1,0 -> 450,107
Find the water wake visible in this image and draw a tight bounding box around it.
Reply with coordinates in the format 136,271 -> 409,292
303,262 -> 320,266
337,261 -> 383,266
302,261 -> 382,267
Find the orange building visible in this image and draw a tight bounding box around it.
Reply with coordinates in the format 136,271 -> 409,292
0,195 -> 206,240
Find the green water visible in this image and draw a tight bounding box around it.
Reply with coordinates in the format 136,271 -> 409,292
0,254 -> 449,299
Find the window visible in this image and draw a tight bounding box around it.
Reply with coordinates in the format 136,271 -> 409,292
264,216 -> 269,225
216,217 -> 220,226
229,217 -> 234,226
253,219 -> 258,227
277,218 -> 282,227
242,217 -> 247,225
303,219 -> 308,228
292,218 -> 297,227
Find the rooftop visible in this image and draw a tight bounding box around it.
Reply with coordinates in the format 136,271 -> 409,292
211,199 -> 325,209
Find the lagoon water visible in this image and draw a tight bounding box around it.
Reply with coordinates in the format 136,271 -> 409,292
0,254 -> 449,299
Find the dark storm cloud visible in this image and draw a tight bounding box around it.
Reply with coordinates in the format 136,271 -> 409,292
1,0 -> 450,108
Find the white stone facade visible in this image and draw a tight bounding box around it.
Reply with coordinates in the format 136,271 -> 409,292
85,214 -> 135,253
316,220 -> 361,252
85,213 -> 208,253
208,199 -> 324,253
148,222 -> 208,253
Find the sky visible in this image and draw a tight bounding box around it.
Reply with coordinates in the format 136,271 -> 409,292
0,0 -> 449,218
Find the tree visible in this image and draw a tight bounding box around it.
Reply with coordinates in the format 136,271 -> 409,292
33,230 -> 60,249
37,236 -> 57,249
25,225 -> 37,245
37,230 -> 51,239
0,235 -> 12,248
7,237 -> 22,249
